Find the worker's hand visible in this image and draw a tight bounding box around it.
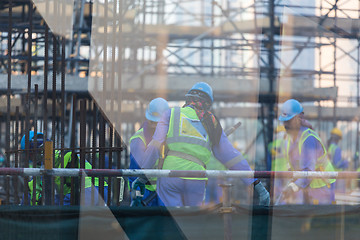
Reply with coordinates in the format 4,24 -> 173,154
130,177 -> 147,207
300,118 -> 313,130
254,181 -> 270,206
283,182 -> 299,199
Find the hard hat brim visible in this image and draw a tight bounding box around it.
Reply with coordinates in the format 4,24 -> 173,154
278,115 -> 295,122
145,112 -> 160,122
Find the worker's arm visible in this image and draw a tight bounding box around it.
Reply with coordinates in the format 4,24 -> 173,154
212,130 -> 255,185
129,138 -> 147,168
142,109 -> 171,169
212,131 -> 270,205
333,147 -> 348,169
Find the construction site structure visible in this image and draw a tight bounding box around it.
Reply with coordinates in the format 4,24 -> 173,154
1,0 -> 360,239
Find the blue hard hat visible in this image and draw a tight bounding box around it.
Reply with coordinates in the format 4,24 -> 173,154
278,99 -> 303,122
20,131 -> 44,150
185,82 -> 214,103
145,98 -> 169,122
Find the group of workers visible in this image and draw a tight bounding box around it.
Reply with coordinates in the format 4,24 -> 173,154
21,131 -> 108,206
129,82 -> 270,207
129,82 -> 354,207
19,81 -> 352,207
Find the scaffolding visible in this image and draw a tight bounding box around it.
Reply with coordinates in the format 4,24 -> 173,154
0,0 -> 359,204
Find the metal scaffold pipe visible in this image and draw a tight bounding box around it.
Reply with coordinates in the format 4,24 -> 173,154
0,168 -> 360,179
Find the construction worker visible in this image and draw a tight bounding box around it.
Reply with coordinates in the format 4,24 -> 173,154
21,131 -> 108,205
268,125 -> 289,204
129,97 -> 169,206
327,127 -> 348,193
53,150 -> 108,206
279,99 -> 336,204
135,82 -> 270,207
20,131 -> 45,205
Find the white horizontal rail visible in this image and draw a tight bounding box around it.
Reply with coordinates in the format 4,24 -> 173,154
0,168 -> 359,179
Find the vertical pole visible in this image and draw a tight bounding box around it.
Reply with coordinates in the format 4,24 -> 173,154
60,36 -> 66,205
355,13 -> 360,170
99,114 -> 105,205
116,0 -> 123,205
108,125 -> 113,206
33,85 -> 39,205
220,182 -> 233,240
43,24 -> 49,145
14,106 -> 19,204
24,1 -> 33,205
70,94 -> 78,205
333,1 -> 338,127
267,0 -> 275,169
74,0 -> 86,74
44,140 -> 53,205
80,99 -> 86,205
51,34 -> 58,205
91,101 -> 97,205
6,0 -> 13,205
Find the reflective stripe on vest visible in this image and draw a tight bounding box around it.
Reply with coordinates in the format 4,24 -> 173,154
165,107 -> 212,180
168,107 -> 211,150
167,150 -> 206,168
287,128 -> 336,189
129,128 -> 146,146
224,154 -> 246,169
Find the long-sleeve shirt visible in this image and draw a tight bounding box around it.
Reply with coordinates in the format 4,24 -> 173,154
328,143 -> 348,170
142,107 -> 255,185
287,126 -> 324,188
129,121 -> 154,182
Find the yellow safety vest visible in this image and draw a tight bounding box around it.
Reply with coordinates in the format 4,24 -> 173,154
164,107 -> 212,180
54,151 -> 107,196
287,128 -> 336,188
268,138 -> 289,172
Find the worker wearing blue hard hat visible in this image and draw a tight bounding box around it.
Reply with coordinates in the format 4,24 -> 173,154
136,82 -> 270,207
129,97 -> 170,206
21,131 -> 108,206
20,131 -> 45,205
278,99 -> 336,204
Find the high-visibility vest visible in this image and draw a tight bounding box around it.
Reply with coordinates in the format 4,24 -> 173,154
164,107 -> 212,180
28,176 -> 42,205
129,128 -> 158,191
328,143 -> 343,171
53,150 -> 107,197
268,138 -> 289,172
287,128 -> 336,188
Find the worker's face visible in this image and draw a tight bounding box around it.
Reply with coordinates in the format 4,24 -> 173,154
283,114 -> 301,132
148,120 -> 158,130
